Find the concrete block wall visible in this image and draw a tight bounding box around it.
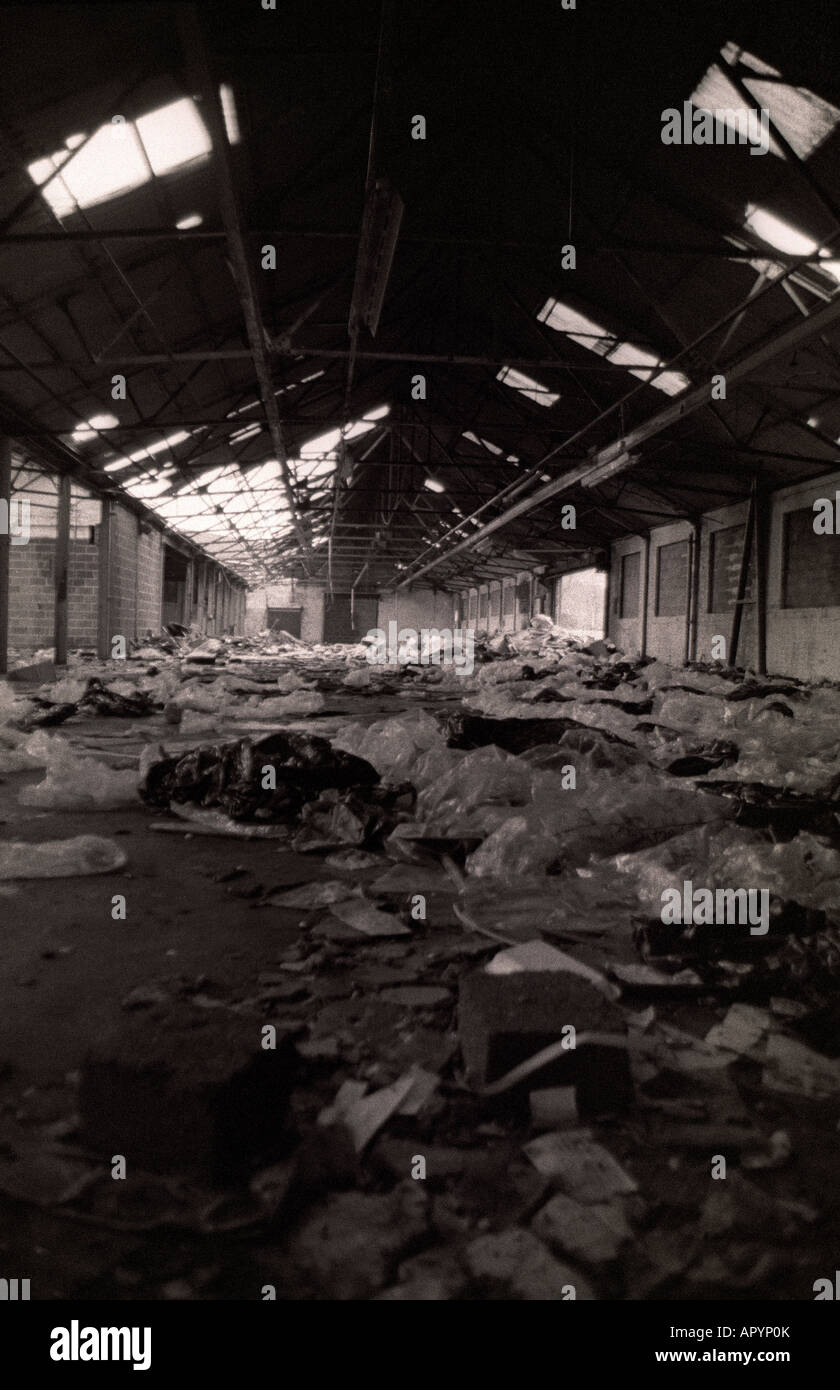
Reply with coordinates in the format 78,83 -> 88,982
108,505 -> 141,643
767,468 -> 840,681
376,588 -> 454,632
136,529 -> 163,634
605,469 -> 840,680
8,494 -> 242,655
8,537 -> 99,649
695,502 -> 755,664
609,523 -> 693,663
245,581 -> 324,643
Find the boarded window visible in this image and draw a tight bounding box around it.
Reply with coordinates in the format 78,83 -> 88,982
267,606 -> 302,638
502,583 -> 514,616
619,551 -> 641,619
655,539 -> 689,616
783,505 -> 840,607
489,584 -> 501,620
468,590 -> 478,622
708,524 -> 751,612
478,589 -> 488,622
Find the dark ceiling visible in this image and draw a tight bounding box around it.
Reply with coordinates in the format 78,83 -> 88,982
1,0 -> 840,589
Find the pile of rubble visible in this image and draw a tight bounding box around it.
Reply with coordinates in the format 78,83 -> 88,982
2,619 -> 840,1297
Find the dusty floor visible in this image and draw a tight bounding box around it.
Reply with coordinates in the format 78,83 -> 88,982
1,676 -> 840,1301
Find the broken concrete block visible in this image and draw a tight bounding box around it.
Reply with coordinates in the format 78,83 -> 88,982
465,1226 -> 594,1300
486,940 -> 618,999
287,1184 -> 428,1299
376,1247 -> 467,1301
529,1086 -> 578,1128
79,1006 -> 294,1179
6,660 -> 56,684
532,1192 -> 631,1266
523,1128 -> 638,1202
458,969 -> 631,1112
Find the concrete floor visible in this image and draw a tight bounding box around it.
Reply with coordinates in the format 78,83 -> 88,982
2,688 -> 840,1300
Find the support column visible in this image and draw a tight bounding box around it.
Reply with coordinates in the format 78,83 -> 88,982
0,437 -> 11,675
640,534 -> 651,659
184,559 -> 194,628
754,489 -> 769,676
97,500 -> 113,659
730,481 -> 757,669
54,472 -> 71,666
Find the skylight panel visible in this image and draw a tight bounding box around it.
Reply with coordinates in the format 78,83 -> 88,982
28,98 -> 211,217
651,369 -> 691,396
463,431 -> 503,455
71,412 -> 119,441
539,296 -> 688,395
690,42 -> 840,160
537,298 -> 614,353
219,84 -> 241,145
424,478 -> 445,493
135,98 -> 211,175
744,206 -> 819,257
606,341 -> 661,380
496,365 -> 559,407
176,213 -> 203,229
124,478 -> 172,500
229,423 -> 262,444
30,127 -> 148,217
743,205 -> 840,284
300,427 -> 341,457
127,430 -> 190,464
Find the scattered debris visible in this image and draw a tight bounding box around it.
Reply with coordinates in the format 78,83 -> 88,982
0,835 -> 128,878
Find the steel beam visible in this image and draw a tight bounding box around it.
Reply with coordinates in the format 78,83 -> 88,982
178,5 -> 310,564
396,288 -> 840,587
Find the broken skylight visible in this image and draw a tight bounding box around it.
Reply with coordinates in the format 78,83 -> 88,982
219,84 -> 241,145
111,406 -> 392,582
104,429 -> 192,472
28,97 -> 211,218
743,204 -> 840,283
690,42 -> 840,161
496,365 -> 560,406
538,298 -> 690,396
71,413 -> 119,441
463,431 -> 503,455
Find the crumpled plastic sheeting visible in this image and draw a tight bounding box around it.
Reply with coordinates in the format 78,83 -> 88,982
0,727 -> 44,773
169,678 -> 324,720
333,711 -> 447,783
464,763 -> 732,879
470,685 -> 645,737
606,823 -> 840,922
225,691 -> 325,719
0,835 -> 128,878
19,732 -> 139,810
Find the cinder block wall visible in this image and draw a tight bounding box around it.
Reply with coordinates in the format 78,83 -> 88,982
7,487 -> 245,655
376,588 -> 454,632
245,581 -> 324,641
8,537 -> 99,650
108,505 -> 141,642
136,529 -> 163,633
